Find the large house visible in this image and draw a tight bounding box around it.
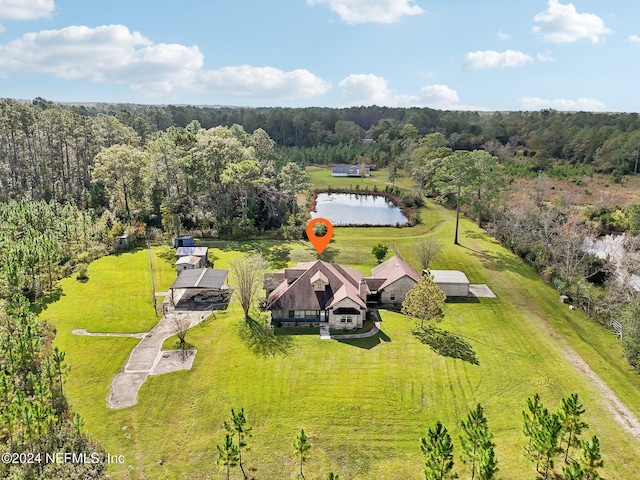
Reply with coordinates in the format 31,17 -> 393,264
265,256 -> 420,329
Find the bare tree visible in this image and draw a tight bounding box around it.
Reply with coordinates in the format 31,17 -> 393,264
229,253 -> 268,319
172,315 -> 190,346
416,237 -> 443,270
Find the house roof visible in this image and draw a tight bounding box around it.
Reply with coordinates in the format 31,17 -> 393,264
170,268 -> 228,290
267,260 -> 366,312
174,255 -> 200,266
427,270 -> 470,284
175,246 -> 208,257
310,270 -> 328,284
371,255 -> 421,290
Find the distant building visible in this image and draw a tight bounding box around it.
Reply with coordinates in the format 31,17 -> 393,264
331,163 -> 371,177
114,233 -> 130,250
172,236 -> 195,248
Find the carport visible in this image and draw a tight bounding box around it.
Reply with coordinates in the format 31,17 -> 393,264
168,268 -> 230,306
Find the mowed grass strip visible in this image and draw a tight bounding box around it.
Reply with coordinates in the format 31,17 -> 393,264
44,207 -> 640,479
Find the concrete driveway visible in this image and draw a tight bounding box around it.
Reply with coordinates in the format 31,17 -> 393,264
106,304 -> 213,409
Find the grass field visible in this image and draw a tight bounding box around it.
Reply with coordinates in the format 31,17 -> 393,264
39,186 -> 640,479
306,165 -> 416,192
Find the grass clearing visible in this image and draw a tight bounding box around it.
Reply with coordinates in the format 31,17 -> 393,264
306,165 -> 416,192
41,198 -> 640,479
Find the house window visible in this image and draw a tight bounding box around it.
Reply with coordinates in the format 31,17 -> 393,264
389,291 -> 397,301
288,310 -> 295,319
340,315 -> 353,323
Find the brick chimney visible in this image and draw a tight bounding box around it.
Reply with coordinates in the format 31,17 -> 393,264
359,278 -> 367,301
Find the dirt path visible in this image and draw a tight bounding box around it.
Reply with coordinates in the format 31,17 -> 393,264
562,347 -> 640,439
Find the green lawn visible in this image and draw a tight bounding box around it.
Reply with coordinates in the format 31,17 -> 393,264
40,205 -> 640,479
306,165 -> 416,192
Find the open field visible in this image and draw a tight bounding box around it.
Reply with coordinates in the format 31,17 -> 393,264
306,165 -> 416,192
39,200 -> 640,479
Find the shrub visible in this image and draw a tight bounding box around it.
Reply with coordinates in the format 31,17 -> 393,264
76,264 -> 89,282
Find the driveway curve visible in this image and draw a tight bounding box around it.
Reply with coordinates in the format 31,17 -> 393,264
105,306 -> 212,409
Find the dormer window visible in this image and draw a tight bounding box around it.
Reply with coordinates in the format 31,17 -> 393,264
310,271 -> 328,291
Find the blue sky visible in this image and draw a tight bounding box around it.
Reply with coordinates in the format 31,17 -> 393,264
0,0 -> 638,111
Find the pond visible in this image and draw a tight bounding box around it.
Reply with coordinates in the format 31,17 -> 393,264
311,193 -> 408,226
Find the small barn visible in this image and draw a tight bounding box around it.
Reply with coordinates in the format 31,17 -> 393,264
172,236 -> 195,248
114,233 -> 130,250
426,270 -> 470,297
175,246 -> 208,268
174,255 -> 201,273
169,268 -> 230,305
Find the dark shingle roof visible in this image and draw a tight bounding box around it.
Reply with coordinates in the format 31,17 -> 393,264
170,268 -> 228,290
267,260 -> 366,311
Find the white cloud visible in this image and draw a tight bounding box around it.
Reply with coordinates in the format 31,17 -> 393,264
627,34 -> 640,44
536,51 -> 554,62
0,0 -> 54,20
338,73 -> 486,110
307,0 -> 423,24
464,50 -> 533,70
0,24 -> 331,100
0,25 -> 202,95
533,0 -> 612,44
521,96 -> 606,112
498,30 -> 509,40
200,66 -> 331,99
419,84 -> 460,108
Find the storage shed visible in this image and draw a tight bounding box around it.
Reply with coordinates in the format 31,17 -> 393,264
172,236 -> 195,248
175,246 -> 208,267
425,270 -> 470,297
114,233 -> 130,250
174,255 -> 201,273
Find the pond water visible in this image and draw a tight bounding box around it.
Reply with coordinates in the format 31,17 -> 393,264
311,193 -> 408,226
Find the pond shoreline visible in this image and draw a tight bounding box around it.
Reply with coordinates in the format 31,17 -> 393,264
309,188 -> 417,227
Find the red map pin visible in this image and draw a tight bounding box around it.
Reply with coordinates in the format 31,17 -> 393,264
306,218 -> 334,254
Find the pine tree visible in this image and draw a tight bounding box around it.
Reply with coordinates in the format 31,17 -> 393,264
522,393 -> 544,471
420,421 -> 458,480
559,393 -> 589,463
459,404 -> 498,480
216,433 -> 239,480
224,408 -> 252,479
579,435 -> 604,480
293,429 -> 311,479
536,409 -> 563,479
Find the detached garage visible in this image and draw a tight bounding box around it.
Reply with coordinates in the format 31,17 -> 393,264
425,270 -> 470,297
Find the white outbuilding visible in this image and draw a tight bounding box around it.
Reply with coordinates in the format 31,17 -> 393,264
424,270 -> 470,297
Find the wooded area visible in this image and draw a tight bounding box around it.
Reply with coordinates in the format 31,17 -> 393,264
1,98 -> 640,478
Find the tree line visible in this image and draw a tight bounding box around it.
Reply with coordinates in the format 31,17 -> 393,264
0,294 -> 106,479
0,200 -> 106,302
4,99 -> 640,213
